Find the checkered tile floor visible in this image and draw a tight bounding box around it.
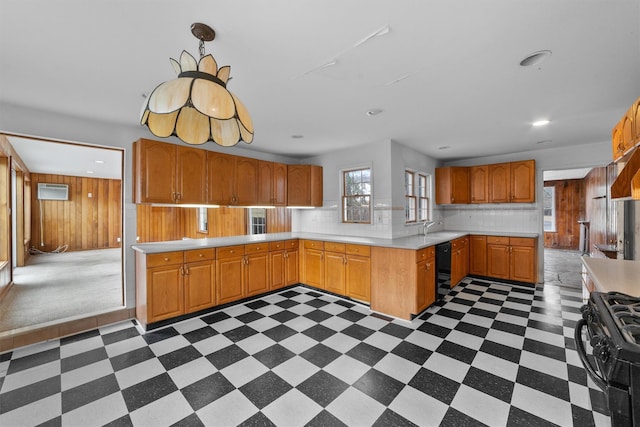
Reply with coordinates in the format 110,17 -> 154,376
0,279 -> 611,426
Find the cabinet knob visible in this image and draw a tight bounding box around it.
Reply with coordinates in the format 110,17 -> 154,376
164,257 -> 169,261
199,253 -> 204,257
230,250 -> 235,254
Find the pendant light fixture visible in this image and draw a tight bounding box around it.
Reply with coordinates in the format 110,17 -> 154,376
140,23 -> 254,146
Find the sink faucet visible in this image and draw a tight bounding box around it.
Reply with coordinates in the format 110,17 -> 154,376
420,220 -> 443,235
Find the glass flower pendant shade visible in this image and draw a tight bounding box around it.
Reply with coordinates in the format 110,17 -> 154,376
140,24 -> 253,146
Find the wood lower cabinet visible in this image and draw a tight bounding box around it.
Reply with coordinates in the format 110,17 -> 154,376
486,236 -> 537,283
345,244 -> 371,303
415,247 -> 436,314
324,242 -> 347,295
269,239 -> 300,290
135,249 -> 216,327
370,246 -> 435,320
450,236 -> 469,287
303,240 -> 325,288
245,243 -> 270,297
284,240 -> 300,286
216,245 -> 245,305
469,235 -> 487,276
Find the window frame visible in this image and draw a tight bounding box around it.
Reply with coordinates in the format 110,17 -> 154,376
405,169 -> 431,223
341,166 -> 372,224
248,207 -> 267,235
543,186 -> 556,232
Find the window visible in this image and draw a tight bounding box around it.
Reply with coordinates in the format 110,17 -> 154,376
342,167 -> 371,223
197,207 -> 208,233
248,208 -> 267,234
406,170 -> 431,223
543,186 -> 556,232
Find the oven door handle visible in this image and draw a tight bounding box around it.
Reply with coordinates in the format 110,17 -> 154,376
574,318 -> 607,391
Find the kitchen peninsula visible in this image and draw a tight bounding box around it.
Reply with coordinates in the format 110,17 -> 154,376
133,230 -> 538,328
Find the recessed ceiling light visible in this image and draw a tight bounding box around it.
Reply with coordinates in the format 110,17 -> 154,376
438,146 -> 450,150
536,139 -> 552,144
532,119 -> 551,127
95,160 -> 104,164
366,109 -> 383,116
291,134 -> 304,139
520,50 -> 552,67
86,170 -> 94,174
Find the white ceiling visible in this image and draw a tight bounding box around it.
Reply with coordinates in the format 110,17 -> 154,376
543,167 -> 592,181
1,0 -> 639,168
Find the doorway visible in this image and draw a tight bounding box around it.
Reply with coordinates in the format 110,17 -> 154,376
1,135 -> 124,333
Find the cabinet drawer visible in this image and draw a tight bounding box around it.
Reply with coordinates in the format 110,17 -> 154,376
146,251 -> 184,268
304,240 -> 324,250
285,239 -> 299,249
184,248 -> 215,263
509,237 -> 536,247
245,243 -> 269,254
269,241 -> 285,251
416,246 -> 436,262
324,242 -> 346,253
487,236 -> 509,245
216,245 -> 244,259
452,237 -> 468,248
346,244 -> 370,256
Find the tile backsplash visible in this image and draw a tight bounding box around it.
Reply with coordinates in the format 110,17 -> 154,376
292,200 -> 539,238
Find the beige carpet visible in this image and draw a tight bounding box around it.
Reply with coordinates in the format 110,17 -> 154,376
0,248 -> 123,332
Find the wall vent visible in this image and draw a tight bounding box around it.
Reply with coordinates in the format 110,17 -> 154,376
38,183 -> 69,201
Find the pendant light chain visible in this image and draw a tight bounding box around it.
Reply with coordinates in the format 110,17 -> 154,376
199,39 -> 206,59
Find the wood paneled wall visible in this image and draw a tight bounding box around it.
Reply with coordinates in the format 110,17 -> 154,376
543,179 -> 585,249
30,174 -> 122,252
136,206 -> 292,243
584,166 -> 618,257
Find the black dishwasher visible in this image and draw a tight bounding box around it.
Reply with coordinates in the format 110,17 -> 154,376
435,242 -> 451,302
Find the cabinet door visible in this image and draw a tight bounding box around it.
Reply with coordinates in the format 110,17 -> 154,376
207,151 -> 236,205
622,108 -> 634,152
304,248 -> 324,289
288,165 -> 323,207
415,257 -> 435,313
346,254 -> 371,303
273,162 -> 288,206
436,167 -> 469,204
324,252 -> 346,295
612,121 -> 625,161
510,160 -> 535,203
487,243 -> 510,279
257,161 -> 274,206
489,163 -> 510,203
450,249 -> 462,288
285,249 -> 299,285
135,139 -> 176,203
235,157 -> 258,205
246,252 -> 270,297
510,245 -> 537,283
176,146 -> 207,204
270,250 -> 285,290
217,256 -> 244,304
147,265 -> 184,323
470,165 -> 489,203
184,260 -> 215,313
469,235 -> 487,276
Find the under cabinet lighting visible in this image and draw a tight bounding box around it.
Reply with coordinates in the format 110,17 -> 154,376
151,203 -> 220,208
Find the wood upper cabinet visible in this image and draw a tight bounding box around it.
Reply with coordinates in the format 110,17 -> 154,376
206,151 -> 257,206
436,167 -> 470,204
450,236 -> 469,287
258,161 -> 287,206
634,97 -> 640,147
288,165 -> 323,207
470,165 -> 489,204
510,160 -> 536,203
133,139 -> 206,204
612,120 -> 625,161
469,235 -> 487,276
489,160 -> 535,203
621,106 -> 635,154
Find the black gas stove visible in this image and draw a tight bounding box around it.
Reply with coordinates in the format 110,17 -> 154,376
577,291 -> 640,426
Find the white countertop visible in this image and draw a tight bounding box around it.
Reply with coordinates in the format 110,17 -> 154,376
132,230 -> 539,254
581,257 -> 640,296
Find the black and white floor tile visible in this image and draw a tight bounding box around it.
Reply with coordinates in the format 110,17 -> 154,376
0,278 -> 610,426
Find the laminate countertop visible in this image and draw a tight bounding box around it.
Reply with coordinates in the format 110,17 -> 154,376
581,257 -> 640,296
132,230 -> 539,254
